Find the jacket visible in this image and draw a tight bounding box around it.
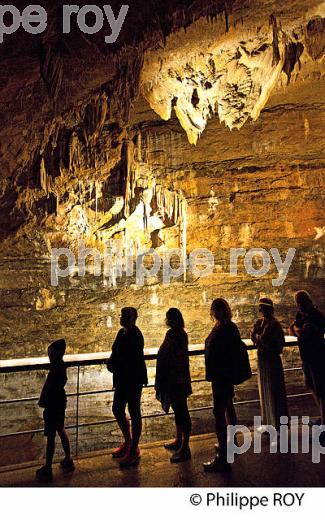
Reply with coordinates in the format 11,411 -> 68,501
39,360 -> 67,409
107,326 -> 148,388
155,328 -> 192,402
205,321 -> 242,383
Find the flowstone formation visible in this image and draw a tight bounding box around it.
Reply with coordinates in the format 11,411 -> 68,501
141,3 -> 325,144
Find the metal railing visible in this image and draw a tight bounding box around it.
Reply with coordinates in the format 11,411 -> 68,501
0,336 -> 310,458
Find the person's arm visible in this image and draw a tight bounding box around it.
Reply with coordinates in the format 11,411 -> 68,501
289,321 -> 296,336
290,321 -> 302,337
106,331 -> 121,373
251,322 -> 261,345
138,330 -> 148,386
290,312 -> 304,337
38,370 -> 56,408
128,328 -> 148,386
204,329 -> 216,369
155,334 -> 171,392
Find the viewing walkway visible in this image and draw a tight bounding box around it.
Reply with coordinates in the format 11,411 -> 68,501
1,431 -> 325,487
1,336 -> 323,487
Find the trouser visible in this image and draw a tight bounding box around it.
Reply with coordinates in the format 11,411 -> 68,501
170,397 -> 192,435
112,384 -> 143,422
212,381 -> 236,461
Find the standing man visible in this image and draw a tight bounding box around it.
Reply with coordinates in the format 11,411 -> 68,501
107,307 -> 148,468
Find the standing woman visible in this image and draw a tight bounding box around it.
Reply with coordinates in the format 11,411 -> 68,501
203,298 -> 241,473
155,308 -> 192,463
251,298 -> 288,431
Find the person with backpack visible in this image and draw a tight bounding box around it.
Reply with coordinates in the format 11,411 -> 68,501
203,298 -> 251,473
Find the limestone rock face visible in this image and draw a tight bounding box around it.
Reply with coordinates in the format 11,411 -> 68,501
0,0 -> 324,359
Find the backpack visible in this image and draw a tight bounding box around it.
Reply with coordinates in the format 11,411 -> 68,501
232,340 -> 252,385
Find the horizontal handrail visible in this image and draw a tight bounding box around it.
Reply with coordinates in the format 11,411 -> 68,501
0,391 -> 313,440
0,336 -> 311,459
0,366 -> 305,406
0,336 -> 299,373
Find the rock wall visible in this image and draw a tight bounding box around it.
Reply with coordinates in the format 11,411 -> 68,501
1,82 -> 324,359
0,0 -> 324,360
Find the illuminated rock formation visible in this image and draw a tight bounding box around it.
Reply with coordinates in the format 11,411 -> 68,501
0,0 -> 324,358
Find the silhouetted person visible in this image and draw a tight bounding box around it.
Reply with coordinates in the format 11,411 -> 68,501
251,298 -> 288,431
155,308 -> 192,463
290,291 -> 325,433
107,307 -> 147,468
203,298 -> 241,473
36,339 -> 75,483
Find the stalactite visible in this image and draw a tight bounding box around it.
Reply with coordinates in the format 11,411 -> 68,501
83,93 -> 108,147
69,132 -> 82,172
270,14 -> 281,65
40,157 -> 54,195
282,41 -> 304,84
40,157 -> 47,194
124,140 -> 138,219
89,181 -> 94,202
110,49 -> 145,125
40,45 -> 63,103
180,197 -> 188,283
137,132 -> 142,162
95,181 -> 103,221
154,184 -> 186,228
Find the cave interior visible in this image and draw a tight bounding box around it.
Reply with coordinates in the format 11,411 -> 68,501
0,0 -> 324,359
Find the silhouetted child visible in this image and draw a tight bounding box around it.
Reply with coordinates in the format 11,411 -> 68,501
36,339 -> 75,482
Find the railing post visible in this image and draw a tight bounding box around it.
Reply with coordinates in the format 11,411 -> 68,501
75,364 -> 80,458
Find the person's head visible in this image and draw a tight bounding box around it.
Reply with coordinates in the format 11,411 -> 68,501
295,290 -> 313,312
166,308 -> 185,330
120,307 -> 138,329
210,298 -> 232,324
258,297 -> 274,318
48,339 -> 66,363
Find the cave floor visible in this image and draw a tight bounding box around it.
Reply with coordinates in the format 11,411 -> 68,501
1,431 -> 325,488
